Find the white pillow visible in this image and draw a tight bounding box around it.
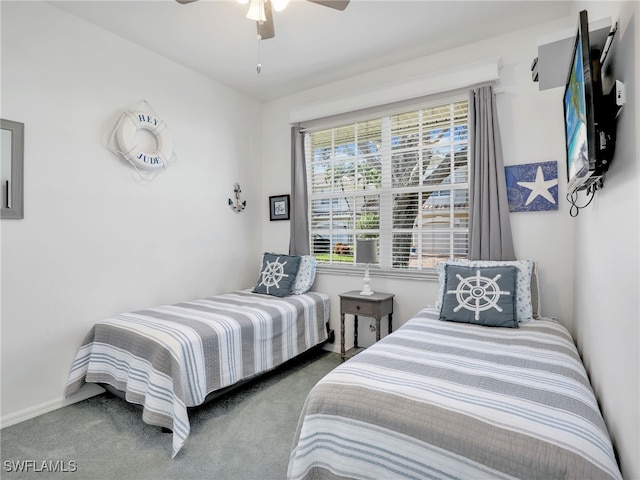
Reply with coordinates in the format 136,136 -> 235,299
435,258 -> 535,321
291,255 -> 317,295
435,261 -> 448,310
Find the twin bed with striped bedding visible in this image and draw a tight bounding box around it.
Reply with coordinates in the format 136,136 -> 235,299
288,307 -> 622,480
65,290 -> 329,458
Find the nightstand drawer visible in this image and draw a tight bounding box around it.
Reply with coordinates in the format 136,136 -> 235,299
341,298 -> 375,316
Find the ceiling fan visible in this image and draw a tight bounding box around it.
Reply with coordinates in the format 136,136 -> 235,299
176,0 -> 350,40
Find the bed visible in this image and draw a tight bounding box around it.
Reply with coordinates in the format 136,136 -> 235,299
288,260 -> 622,480
65,287 -> 330,458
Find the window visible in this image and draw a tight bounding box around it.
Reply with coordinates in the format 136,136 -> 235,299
306,97 -> 469,273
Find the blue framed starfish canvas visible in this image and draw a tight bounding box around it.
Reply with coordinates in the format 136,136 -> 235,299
505,161 -> 559,212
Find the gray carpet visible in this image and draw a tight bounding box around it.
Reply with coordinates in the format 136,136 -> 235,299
1,350 -> 341,480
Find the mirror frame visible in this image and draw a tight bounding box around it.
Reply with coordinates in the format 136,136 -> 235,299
1,119 -> 24,219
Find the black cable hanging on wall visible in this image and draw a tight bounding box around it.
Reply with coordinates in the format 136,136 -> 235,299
566,179 -> 602,217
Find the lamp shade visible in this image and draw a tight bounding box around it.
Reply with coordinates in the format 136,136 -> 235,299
246,0 -> 266,22
356,239 -> 378,265
271,0 -> 289,11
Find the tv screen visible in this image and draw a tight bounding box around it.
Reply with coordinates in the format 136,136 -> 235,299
563,10 -> 595,193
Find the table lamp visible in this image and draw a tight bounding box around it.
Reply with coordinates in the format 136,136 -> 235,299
356,238 -> 378,296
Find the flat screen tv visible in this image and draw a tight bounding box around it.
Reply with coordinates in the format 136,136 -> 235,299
563,10 -> 614,193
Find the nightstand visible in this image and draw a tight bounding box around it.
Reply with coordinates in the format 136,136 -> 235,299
339,290 -> 394,361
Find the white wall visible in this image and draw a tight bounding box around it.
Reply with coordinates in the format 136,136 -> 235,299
1,2 -> 263,424
261,4 -> 639,478
570,2 -> 640,479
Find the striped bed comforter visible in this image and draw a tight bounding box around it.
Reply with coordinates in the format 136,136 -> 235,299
288,308 -> 622,480
65,290 -> 329,458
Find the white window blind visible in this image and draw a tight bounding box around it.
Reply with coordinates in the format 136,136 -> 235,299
305,96 -> 469,273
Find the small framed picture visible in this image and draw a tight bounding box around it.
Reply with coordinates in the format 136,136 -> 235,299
269,194 -> 290,221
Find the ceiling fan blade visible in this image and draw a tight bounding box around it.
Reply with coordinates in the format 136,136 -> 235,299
257,0 -> 275,40
175,0 -> 198,4
306,0 -> 349,11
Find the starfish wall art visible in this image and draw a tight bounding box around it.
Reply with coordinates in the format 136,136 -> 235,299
505,161 -> 559,212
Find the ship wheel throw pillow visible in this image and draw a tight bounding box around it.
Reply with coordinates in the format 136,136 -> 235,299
253,253 -> 301,297
440,265 -> 518,328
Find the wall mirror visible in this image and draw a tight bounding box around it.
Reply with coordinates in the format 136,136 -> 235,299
1,119 -> 24,219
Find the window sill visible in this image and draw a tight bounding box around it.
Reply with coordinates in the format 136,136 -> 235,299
315,265 -> 438,282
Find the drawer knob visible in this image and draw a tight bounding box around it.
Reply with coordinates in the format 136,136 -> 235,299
356,305 -> 360,310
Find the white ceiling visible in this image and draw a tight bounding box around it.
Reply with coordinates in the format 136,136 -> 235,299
51,0 -> 573,102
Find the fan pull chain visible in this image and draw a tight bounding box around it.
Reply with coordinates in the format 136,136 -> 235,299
256,34 -> 262,74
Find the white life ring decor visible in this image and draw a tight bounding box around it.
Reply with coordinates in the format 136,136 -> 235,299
108,101 -> 176,181
117,111 -> 172,170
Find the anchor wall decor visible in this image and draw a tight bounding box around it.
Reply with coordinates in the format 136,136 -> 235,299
228,182 -> 247,213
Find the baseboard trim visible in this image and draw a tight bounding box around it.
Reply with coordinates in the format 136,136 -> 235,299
0,383 -> 105,429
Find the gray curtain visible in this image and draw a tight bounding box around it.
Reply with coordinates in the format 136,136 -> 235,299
289,126 -> 310,255
468,85 -> 516,261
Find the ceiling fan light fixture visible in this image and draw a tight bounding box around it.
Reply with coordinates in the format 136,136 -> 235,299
246,0 -> 266,22
271,0 -> 289,12
177,0 -> 349,42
